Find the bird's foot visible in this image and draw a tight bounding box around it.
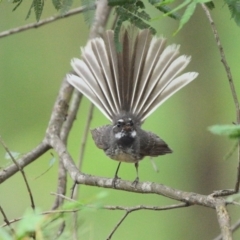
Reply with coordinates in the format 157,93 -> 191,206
132,177 -> 139,188
112,175 -> 121,188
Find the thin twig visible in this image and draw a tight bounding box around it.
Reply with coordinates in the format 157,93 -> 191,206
60,91 -> 83,143
51,192 -> 77,202
104,203 -> 189,211
0,142 -> 50,184
0,137 -> 35,210
201,3 -> 240,192
106,211 -> 129,240
106,203 -> 188,240
0,205 -> 15,235
71,103 -> 94,200
78,103 -> 94,173
52,192 -> 189,211
0,198 -> 187,229
0,5 -> 95,39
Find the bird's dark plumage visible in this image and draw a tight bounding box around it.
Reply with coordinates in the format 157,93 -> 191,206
67,25 -> 198,184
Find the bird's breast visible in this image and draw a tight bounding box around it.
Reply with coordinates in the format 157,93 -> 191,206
107,147 -> 143,163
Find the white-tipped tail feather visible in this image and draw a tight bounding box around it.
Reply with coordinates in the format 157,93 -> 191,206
67,25 -> 198,123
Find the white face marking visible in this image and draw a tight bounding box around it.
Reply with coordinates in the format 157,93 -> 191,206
114,130 -> 137,139
131,130 -> 137,138
115,132 -> 123,139
118,119 -> 124,122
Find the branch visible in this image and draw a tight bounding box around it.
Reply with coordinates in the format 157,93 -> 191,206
215,203 -> 232,240
0,5 -> 95,39
0,205 -> 15,235
0,201 -> 187,228
106,203 -> 188,239
0,141 -> 50,184
0,137 -> 35,210
70,172 -> 225,208
201,3 -> 240,193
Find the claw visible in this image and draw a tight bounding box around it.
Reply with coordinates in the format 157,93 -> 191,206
132,177 -> 139,188
112,175 -> 121,188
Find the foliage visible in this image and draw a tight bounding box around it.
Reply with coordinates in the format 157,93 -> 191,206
209,124 -> 240,139
8,0 -> 240,35
81,0 -> 96,27
113,0 -> 156,51
0,192 -> 108,239
107,0 -> 215,49
224,0 -> 240,26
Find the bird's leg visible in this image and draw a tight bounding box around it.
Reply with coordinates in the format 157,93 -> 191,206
132,162 -> 139,187
112,162 -> 121,187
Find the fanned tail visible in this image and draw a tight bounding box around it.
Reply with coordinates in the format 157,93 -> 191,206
67,25 -> 198,123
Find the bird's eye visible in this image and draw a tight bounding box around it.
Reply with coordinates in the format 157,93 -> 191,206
117,121 -> 122,127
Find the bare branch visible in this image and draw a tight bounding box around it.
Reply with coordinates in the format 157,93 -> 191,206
70,172 -> 226,208
201,3 -> 240,193
0,141 -> 50,184
106,203 -> 188,240
106,211 -> 129,240
104,203 -> 189,211
0,5 -> 95,39
215,203 -> 232,240
78,103 -> 94,173
215,211 -> 240,239
89,0 -> 112,39
0,205 -> 15,235
60,91 -> 83,143
231,218 -> 240,233
0,137 -> 36,210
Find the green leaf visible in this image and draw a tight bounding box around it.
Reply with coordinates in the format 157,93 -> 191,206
208,125 -> 240,139
12,0 -> 23,11
108,0 -> 137,6
81,0 -> 96,27
0,228 -> 11,240
226,192 -> 240,202
4,151 -> 21,160
52,0 -> 62,10
61,201 -> 84,210
224,0 -> 240,26
33,0 -> 44,21
96,191 -> 109,199
151,4 -> 180,20
205,1 -> 215,9
16,208 -> 44,238
163,0 -> 191,17
174,1 -> 196,34
151,0 -> 175,6
25,2 -> 34,20
60,0 -> 73,15
49,156 -> 56,166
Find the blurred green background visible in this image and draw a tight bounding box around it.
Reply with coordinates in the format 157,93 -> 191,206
1,1 -> 240,239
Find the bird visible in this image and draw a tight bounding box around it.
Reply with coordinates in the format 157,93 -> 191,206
67,25 -> 198,186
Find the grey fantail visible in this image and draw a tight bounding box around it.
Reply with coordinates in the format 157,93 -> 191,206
67,25 -> 198,185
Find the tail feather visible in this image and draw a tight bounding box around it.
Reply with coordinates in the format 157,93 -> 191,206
67,74 -> 112,121
136,54 -> 192,116
67,25 -> 198,123
103,31 -> 121,112
91,39 -> 119,114
141,72 -> 198,121
71,57 -> 112,117
133,37 -> 167,114
131,29 -> 152,110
